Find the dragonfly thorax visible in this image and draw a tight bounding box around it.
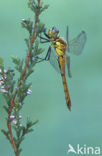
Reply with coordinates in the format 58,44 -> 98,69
52,37 -> 67,57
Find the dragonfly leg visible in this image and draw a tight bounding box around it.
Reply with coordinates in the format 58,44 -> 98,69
36,46 -> 51,63
39,35 -> 50,43
40,40 -> 49,43
39,28 -> 51,43
66,56 -> 72,78
44,31 -> 50,39
43,28 -> 50,39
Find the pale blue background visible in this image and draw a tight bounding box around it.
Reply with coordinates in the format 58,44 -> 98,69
0,0 -> 102,156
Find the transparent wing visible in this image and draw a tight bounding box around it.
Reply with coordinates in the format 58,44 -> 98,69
66,26 -> 72,78
68,31 -> 87,55
49,47 -> 71,80
65,55 -> 72,78
49,47 -> 61,74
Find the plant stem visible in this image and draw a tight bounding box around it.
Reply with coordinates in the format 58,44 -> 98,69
7,0 -> 40,155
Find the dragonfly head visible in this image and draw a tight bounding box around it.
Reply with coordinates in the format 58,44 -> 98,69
48,27 -> 59,39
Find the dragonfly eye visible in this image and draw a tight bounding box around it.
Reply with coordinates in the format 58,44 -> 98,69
52,27 -> 59,33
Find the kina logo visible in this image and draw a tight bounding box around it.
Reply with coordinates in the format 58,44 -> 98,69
67,144 -> 101,155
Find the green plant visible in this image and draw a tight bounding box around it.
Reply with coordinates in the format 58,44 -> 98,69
0,0 -> 49,155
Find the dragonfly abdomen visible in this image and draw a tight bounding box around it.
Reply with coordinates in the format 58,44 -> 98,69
61,72 -> 71,111
58,56 -> 71,111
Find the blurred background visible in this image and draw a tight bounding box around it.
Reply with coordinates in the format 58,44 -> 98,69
0,0 -> 102,155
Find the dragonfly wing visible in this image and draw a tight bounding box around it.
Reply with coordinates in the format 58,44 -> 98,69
65,55 -> 72,78
49,47 -> 61,74
68,31 -> 87,55
66,25 -> 70,52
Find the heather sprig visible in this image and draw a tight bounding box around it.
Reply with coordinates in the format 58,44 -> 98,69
0,0 -> 49,156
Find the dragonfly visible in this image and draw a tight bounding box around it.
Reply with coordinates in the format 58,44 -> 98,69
37,26 -> 87,111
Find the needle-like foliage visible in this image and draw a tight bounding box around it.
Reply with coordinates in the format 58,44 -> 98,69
0,0 -> 49,155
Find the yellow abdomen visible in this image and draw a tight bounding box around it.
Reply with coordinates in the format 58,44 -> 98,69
52,37 -> 71,110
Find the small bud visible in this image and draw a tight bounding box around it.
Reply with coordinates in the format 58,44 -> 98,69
0,68 -> 7,74
7,85 -> 11,88
0,89 -> 8,93
27,89 -> 32,95
0,81 -> 4,85
12,120 -> 17,125
22,18 -> 27,22
0,78 -> 3,81
19,102 -> 22,106
19,123 -> 22,127
19,115 -> 22,119
10,115 -> 15,119
1,86 -> 4,89
4,69 -> 7,73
